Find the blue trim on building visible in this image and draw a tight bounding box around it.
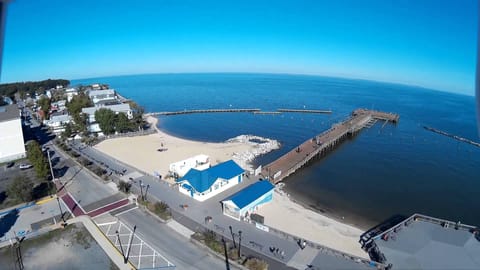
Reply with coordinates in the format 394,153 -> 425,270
225,180 -> 275,209
177,160 -> 244,193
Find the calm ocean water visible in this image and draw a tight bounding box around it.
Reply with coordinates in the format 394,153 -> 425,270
73,73 -> 480,229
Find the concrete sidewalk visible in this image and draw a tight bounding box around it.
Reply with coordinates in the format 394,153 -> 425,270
71,216 -> 135,270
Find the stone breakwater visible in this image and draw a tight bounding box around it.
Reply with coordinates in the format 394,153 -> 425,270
226,135 -> 281,172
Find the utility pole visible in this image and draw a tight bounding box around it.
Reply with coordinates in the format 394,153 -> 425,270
221,237 -> 230,270
238,230 -> 242,258
229,226 -> 236,248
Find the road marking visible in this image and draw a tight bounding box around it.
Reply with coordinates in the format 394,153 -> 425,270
114,206 -> 139,217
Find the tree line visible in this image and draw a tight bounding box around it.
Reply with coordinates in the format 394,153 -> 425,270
0,79 -> 70,100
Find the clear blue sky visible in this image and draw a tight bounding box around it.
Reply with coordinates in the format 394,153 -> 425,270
1,0 -> 478,95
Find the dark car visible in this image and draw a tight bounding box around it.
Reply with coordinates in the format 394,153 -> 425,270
6,162 -> 15,168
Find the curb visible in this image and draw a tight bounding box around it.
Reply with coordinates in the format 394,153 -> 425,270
189,237 -> 248,270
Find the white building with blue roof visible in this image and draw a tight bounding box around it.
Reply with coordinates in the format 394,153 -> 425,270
176,160 -> 244,201
222,180 -> 275,221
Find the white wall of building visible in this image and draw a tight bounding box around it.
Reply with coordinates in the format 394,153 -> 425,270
169,154 -> 210,177
0,119 -> 26,162
179,174 -> 242,202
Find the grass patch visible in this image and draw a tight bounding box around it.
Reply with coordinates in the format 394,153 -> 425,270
244,257 -> 269,270
139,198 -> 172,220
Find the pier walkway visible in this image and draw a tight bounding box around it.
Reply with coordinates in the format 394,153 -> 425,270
262,109 -> 399,183
147,108 -> 261,116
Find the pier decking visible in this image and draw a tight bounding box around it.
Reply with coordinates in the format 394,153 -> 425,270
262,109 -> 399,183
277,108 -> 332,114
147,108 -> 261,116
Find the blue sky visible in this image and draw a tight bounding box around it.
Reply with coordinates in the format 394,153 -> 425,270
1,0 -> 478,95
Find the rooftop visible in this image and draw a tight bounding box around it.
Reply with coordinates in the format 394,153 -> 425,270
373,214 -> 480,269
0,104 -> 21,122
224,180 -> 274,209
82,103 -> 131,115
88,89 -> 115,97
178,160 -> 244,193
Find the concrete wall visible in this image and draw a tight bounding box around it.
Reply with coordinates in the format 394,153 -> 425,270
0,119 -> 26,162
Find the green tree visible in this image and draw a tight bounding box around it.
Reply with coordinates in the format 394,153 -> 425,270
26,141 -> 50,179
115,112 -> 133,133
95,108 -> 116,135
128,101 -> 146,130
62,122 -> 73,138
66,93 -> 92,115
7,176 -> 33,203
38,96 -> 51,119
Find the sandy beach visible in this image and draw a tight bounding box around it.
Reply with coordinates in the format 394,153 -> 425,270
257,188 -> 368,258
95,115 -> 368,259
95,116 -> 279,180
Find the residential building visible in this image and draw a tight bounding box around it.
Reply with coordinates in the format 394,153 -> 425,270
169,154 -> 210,178
81,103 -> 132,133
222,180 -> 274,221
65,88 -> 78,102
0,104 -> 26,162
45,113 -> 72,135
176,160 -> 244,201
88,89 -> 116,105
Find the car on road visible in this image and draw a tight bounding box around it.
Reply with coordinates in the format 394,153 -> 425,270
19,164 -> 33,170
6,162 -> 15,168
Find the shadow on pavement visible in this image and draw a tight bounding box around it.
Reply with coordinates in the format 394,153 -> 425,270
0,209 -> 19,238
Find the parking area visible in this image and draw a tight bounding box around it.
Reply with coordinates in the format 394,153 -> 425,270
95,219 -> 175,269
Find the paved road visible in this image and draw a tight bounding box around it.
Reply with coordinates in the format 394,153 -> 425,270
117,208 -> 227,270
67,138 -> 374,270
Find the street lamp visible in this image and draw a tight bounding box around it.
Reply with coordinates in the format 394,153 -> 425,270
144,184 -> 150,201
139,180 -> 144,200
56,197 -> 66,224
115,230 -> 126,262
238,230 -> 242,258
221,237 -> 231,270
229,225 -> 236,248
47,147 -> 55,181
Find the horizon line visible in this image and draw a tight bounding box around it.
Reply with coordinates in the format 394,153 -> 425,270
68,71 -> 475,98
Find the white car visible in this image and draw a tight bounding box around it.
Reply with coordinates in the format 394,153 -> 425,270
19,164 -> 33,170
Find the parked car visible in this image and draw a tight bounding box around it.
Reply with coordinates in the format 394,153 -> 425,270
19,164 -> 33,170
6,162 -> 15,168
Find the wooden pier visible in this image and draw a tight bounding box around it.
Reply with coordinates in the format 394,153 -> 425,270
277,108 -> 332,114
147,108 -> 261,116
424,126 -> 480,147
262,109 -> 399,183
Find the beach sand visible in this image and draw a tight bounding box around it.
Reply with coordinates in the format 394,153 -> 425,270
257,189 -> 368,258
94,115 -> 368,259
94,116 -> 279,180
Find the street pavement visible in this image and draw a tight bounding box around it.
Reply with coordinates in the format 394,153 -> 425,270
111,208 -> 227,270
68,142 -> 376,270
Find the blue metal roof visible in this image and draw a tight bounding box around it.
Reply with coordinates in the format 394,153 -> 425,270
178,160 -> 244,193
225,180 -> 274,209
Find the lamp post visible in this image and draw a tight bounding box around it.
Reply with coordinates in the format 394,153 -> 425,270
47,147 -> 55,181
229,225 -> 236,248
125,225 -> 137,263
56,197 -> 66,224
139,180 -> 144,200
238,230 -> 242,258
221,237 -> 230,270
116,230 -> 126,262
144,184 -> 150,201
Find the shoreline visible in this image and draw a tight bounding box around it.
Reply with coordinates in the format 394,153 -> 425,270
94,115 -> 368,258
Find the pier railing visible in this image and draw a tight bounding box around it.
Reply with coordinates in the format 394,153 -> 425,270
262,109 -> 399,183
